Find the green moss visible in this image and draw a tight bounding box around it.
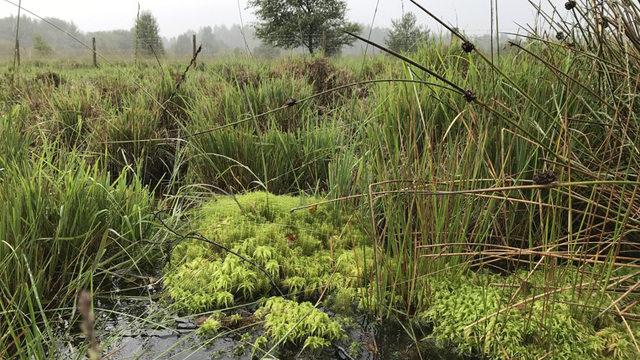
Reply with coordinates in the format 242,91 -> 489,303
348,341 -> 362,358
164,192 -> 371,312
255,297 -> 345,349
163,194 -> 640,360
197,318 -> 222,337
232,344 -> 245,357
252,335 -> 269,357
419,269 -> 640,359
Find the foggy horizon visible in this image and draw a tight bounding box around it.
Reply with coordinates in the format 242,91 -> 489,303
1,0 -> 567,39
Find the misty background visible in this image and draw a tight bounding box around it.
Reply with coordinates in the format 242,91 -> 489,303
0,0 -> 567,61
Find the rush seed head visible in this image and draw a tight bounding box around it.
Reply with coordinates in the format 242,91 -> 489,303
533,170 -> 556,185
461,41 -> 475,53
464,89 -> 477,103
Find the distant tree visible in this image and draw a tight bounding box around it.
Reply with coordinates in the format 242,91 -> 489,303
43,17 -> 85,51
211,25 -> 261,52
343,24 -> 389,55
88,30 -> 134,56
198,26 -> 226,57
32,34 -> 53,57
0,16 -> 86,55
170,31 -> 196,58
385,12 -> 429,53
247,0 -> 361,56
134,10 -> 164,56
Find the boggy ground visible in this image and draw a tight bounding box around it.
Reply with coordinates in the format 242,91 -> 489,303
3,4 -> 640,357
158,192 -> 640,359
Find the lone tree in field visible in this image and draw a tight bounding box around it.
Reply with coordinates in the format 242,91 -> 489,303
134,10 -> 165,57
385,12 -> 429,53
32,34 -> 53,57
247,0 -> 361,56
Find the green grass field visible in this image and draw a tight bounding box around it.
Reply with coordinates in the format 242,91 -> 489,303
1,2 -> 640,359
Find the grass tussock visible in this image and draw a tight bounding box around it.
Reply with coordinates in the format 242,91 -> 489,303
0,105 -> 169,357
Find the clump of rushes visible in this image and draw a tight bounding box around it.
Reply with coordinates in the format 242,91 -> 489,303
0,104 -> 164,357
163,192 -> 371,312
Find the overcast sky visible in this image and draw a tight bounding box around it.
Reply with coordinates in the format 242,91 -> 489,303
2,0 -> 568,38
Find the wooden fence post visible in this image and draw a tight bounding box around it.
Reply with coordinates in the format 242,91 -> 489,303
192,34 -> 197,64
14,39 -> 20,66
14,0 -> 22,67
92,37 -> 97,67
134,2 -> 140,65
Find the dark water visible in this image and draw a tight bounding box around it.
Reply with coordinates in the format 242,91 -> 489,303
98,316 -> 464,360
63,275 -> 468,360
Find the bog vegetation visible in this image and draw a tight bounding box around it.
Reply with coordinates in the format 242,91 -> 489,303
1,1 -> 640,359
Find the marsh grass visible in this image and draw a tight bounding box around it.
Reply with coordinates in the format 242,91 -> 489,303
339,0 -> 640,357
1,0 -> 640,358
0,116 -> 170,357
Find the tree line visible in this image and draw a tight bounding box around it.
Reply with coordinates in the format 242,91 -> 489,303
0,15 -> 391,59
0,0 -> 503,61
0,14 -> 259,59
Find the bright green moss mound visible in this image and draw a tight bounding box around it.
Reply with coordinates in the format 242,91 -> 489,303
197,318 -> 222,337
254,297 -> 345,351
164,192 -> 372,312
420,269 -> 640,360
